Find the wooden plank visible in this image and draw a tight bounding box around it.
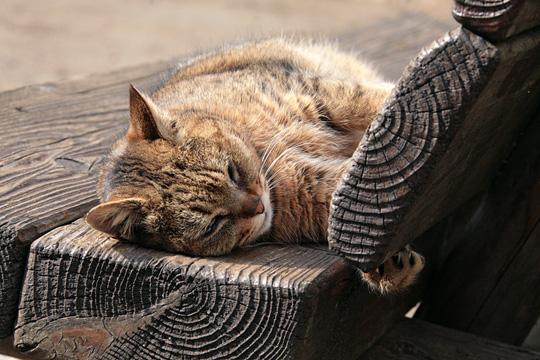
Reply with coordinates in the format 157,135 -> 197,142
361,319 -> 540,360
416,112 -> 540,345
13,220 -> 423,360
329,23 -> 540,271
0,61 -> 174,338
11,203 -> 447,359
0,12 -> 451,339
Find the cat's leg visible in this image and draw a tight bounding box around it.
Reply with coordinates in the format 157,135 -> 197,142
360,245 -> 424,294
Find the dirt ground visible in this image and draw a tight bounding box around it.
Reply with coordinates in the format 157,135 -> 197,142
1,0 -> 539,358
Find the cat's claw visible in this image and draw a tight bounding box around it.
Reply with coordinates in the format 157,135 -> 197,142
361,246 -> 424,294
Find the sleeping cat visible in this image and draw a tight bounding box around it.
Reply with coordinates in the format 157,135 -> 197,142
86,38 -> 424,293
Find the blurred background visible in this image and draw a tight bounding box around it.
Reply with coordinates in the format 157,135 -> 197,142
2,0 -> 453,92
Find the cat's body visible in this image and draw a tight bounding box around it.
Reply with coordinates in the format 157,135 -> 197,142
87,39 -> 423,293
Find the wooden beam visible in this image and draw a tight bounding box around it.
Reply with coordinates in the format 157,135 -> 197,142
361,319 -> 540,360
11,204 -> 447,359
0,13 -> 452,338
329,25 -> 540,271
14,220 -> 422,360
416,113 -> 540,345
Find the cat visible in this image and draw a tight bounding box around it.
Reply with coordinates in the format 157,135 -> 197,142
86,38 -> 424,293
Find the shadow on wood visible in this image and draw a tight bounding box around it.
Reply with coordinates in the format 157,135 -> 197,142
361,319 -> 540,360
417,112 -> 540,345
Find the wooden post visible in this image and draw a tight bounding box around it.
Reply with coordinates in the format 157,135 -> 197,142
329,0 -> 540,271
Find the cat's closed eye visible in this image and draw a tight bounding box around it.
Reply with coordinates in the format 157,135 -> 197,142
227,160 -> 240,186
204,214 -> 225,237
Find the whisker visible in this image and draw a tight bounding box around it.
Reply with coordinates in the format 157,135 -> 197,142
259,127 -> 289,173
264,141 -> 315,179
261,127 -> 288,162
267,167 -> 288,189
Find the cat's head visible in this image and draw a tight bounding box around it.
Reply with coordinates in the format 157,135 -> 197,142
85,85 -> 272,256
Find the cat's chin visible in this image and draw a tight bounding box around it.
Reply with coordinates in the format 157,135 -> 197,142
254,212 -> 270,239
251,187 -> 273,242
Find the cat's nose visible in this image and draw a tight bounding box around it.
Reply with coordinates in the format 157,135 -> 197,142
239,195 -> 264,218
255,199 -> 265,215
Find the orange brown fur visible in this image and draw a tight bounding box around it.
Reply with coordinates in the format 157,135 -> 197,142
86,38 -> 423,292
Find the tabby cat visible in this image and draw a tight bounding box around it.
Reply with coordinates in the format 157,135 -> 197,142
86,38 -> 423,293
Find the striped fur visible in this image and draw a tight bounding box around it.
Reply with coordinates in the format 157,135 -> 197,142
88,38 -> 393,256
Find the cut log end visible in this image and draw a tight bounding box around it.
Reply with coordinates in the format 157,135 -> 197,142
328,28 -> 501,271
14,221 -> 328,359
14,220 -> 424,359
330,24 -> 540,271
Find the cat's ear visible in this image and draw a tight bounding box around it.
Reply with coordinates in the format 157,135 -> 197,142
85,197 -> 146,239
127,84 -> 162,142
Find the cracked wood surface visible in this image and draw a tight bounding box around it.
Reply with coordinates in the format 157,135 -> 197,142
0,62 -> 228,341
0,61 -> 172,338
329,25 -> 540,271
361,319 -> 540,360
0,12 -> 452,339
14,220 -> 421,360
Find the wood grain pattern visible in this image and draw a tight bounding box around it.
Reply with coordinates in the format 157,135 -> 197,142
329,27 -> 540,271
453,0 -> 540,41
417,113 -> 540,345
0,61 -> 173,338
0,12 -> 452,339
14,220 -> 422,360
361,319 -> 540,360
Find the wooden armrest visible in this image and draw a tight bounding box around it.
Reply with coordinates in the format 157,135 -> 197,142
329,0 -> 540,271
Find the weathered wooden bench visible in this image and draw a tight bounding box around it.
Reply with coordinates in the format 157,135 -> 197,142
1,0 -> 540,358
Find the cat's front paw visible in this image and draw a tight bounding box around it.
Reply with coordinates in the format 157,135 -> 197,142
361,246 -> 424,294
